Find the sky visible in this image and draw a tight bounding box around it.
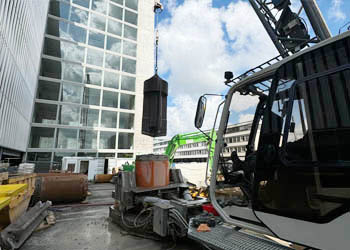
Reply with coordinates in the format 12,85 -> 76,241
155,0 -> 350,138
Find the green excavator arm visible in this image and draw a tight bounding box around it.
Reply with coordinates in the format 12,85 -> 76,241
164,130 -> 217,167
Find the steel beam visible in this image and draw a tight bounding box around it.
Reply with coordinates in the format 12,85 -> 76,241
249,0 -> 287,57
301,0 -> 331,40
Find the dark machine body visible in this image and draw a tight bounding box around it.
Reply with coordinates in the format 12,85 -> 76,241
109,159 -> 207,239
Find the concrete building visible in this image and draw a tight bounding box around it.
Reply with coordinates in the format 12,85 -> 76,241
26,0 -> 155,171
0,0 -> 49,162
153,121 -> 257,162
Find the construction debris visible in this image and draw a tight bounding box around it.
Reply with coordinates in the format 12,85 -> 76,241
0,201 -> 51,250
35,211 -> 56,232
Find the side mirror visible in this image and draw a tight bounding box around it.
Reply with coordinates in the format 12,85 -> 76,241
194,96 -> 207,129
290,122 -> 296,133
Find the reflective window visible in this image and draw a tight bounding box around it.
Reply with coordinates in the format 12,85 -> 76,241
44,38 -> 85,63
98,153 -> 115,158
33,103 -> 58,124
37,80 -> 60,100
125,10 -> 137,25
123,40 -> 136,57
102,90 -> 119,108
105,53 -> 120,70
99,131 -> 116,149
61,82 -> 82,103
73,0 -> 90,8
34,162 -> 51,173
101,110 -> 118,128
71,6 -> 89,25
62,41 -> 85,62
125,0 -> 138,10
83,87 -> 100,106
107,19 -> 122,36
65,23 -> 87,43
118,132 -> 133,149
49,1 -> 70,19
56,128 -> 78,149
124,25 -> 137,41
92,0 -> 107,14
53,152 -> 75,168
86,48 -> 104,67
111,0 -> 123,5
122,57 -> 136,74
119,113 -> 134,129
109,4 -> 123,20
90,12 -> 106,31
79,130 -> 97,149
27,152 -> 52,162
81,108 -> 99,127
117,153 -> 133,158
59,105 -> 80,126
85,67 -> 102,85
121,75 -> 135,91
29,127 -> 55,148
104,71 -> 119,89
106,36 -> 121,53
40,58 -> 62,79
77,152 -> 97,157
120,93 -> 135,110
47,18 -> 87,43
46,18 -> 63,37
43,38 -> 60,57
63,62 -> 83,83
88,31 -> 105,49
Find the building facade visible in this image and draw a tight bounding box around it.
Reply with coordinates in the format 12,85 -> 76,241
26,0 -> 154,171
153,121 -> 258,162
0,0 -> 49,161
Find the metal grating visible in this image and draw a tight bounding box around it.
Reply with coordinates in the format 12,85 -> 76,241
188,221 -> 292,250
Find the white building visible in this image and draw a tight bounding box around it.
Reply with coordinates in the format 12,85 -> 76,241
0,0 -> 49,162
153,121 -> 258,162
24,0 -> 155,171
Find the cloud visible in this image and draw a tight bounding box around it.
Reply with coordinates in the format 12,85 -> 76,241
238,113 -> 255,123
167,94 -> 223,137
328,0 -> 346,21
158,0 -> 230,98
221,1 -> 278,72
162,0 -> 177,13
158,0 -> 278,136
230,93 -> 259,113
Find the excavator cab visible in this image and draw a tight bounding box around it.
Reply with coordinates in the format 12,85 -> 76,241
196,32 -> 350,250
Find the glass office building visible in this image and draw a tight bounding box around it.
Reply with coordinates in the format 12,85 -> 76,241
27,0 -> 155,170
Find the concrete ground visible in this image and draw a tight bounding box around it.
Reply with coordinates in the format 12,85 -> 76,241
21,183 -> 202,250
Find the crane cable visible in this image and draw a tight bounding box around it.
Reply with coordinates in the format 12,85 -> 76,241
154,3 -> 163,74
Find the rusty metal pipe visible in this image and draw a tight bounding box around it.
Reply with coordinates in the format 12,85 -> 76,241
35,173 -> 88,204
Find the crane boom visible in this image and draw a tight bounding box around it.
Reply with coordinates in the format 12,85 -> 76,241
164,130 -> 217,167
249,0 -> 331,57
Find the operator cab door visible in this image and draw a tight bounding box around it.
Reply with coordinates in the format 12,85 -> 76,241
253,35 -> 350,250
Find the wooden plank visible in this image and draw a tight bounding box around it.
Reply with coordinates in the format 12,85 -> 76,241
0,173 -> 8,183
0,197 -> 10,210
7,174 -> 36,184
